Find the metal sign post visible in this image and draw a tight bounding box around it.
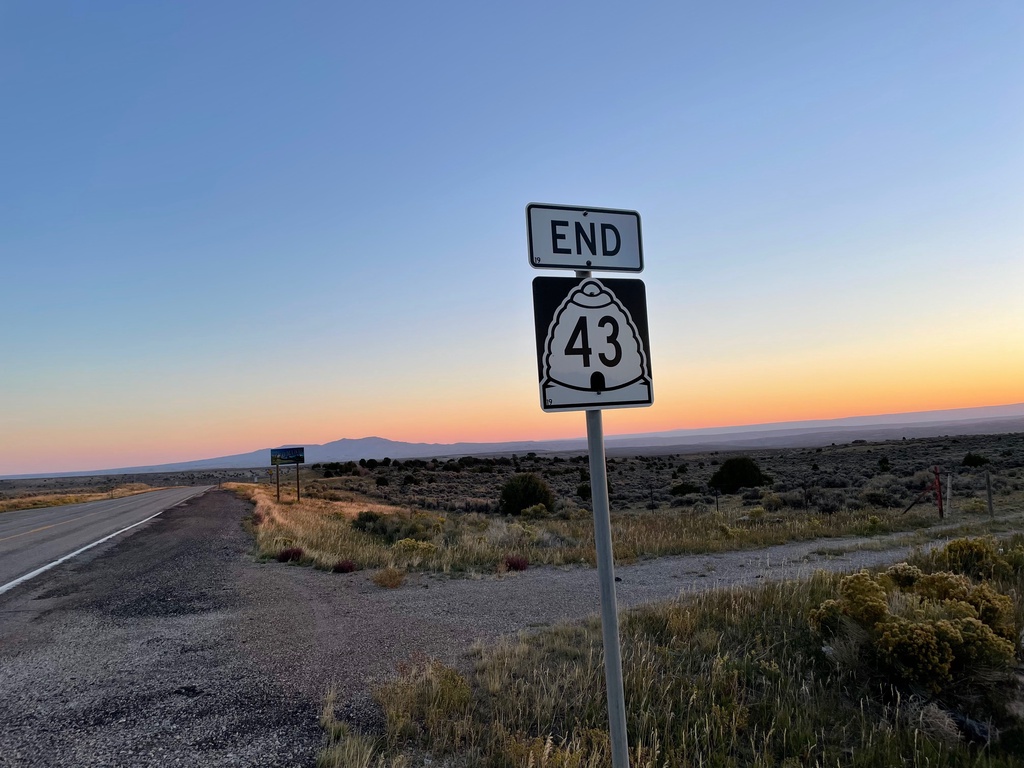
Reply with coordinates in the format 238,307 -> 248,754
528,204 -> 651,768
586,399 -> 630,768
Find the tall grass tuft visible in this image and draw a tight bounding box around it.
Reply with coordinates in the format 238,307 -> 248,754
372,567 -> 406,589
319,687 -> 403,768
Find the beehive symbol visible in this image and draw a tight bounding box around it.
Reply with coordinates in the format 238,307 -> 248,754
542,279 -> 651,408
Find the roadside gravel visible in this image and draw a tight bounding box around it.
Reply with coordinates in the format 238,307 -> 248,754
0,491 -> 954,767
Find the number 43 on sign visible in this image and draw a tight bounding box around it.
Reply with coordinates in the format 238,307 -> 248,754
532,277 -> 653,412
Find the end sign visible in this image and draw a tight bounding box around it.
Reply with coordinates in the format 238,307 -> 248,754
527,203 -> 643,272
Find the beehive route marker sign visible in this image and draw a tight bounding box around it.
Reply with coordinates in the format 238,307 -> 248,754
534,277 -> 653,411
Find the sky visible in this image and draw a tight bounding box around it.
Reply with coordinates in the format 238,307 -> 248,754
1,1 -> 1022,475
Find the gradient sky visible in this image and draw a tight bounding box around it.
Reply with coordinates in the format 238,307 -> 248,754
2,2 -> 1022,475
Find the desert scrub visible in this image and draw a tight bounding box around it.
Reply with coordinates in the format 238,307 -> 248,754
372,567 -> 406,589
811,537 -> 1023,730
498,472 -> 555,515
329,571 -> 1024,766
352,509 -> 443,544
227,482 -> 1021,577
960,497 -> 990,515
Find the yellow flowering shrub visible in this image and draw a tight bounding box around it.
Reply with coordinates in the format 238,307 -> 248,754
811,538 -> 1021,698
875,617 -> 957,692
884,562 -> 922,589
837,571 -> 889,627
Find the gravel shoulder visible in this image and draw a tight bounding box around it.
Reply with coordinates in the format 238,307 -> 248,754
0,490 -> 963,767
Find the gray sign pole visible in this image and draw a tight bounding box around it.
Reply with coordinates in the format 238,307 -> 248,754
577,269 -> 630,768
587,409 -> 630,767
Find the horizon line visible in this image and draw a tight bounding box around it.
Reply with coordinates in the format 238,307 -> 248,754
4,400 -> 1022,480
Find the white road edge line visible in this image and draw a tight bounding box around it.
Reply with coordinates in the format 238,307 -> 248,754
0,487 -> 208,597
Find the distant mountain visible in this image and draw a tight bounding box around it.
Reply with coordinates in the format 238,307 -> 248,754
603,403 -> 1024,453
5,403 -> 1022,478
627,402 -> 1024,438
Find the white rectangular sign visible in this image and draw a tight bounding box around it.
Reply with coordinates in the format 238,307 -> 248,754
527,203 -> 643,272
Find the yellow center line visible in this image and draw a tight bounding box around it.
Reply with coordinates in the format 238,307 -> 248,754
0,509 -> 108,544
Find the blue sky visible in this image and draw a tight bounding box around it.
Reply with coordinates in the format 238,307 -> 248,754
2,2 -> 1022,474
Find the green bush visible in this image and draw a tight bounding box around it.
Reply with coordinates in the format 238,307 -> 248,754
499,473 -> 555,516
815,490 -> 845,514
708,457 -> 772,494
352,510 -> 383,530
962,452 -> 990,467
520,503 -> 550,520
960,497 -> 988,515
859,475 -> 905,508
670,481 -> 702,496
351,510 -> 440,544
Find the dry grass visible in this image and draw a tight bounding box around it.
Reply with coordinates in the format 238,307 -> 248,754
228,481 -> 1023,576
318,688 -> 403,768
0,483 -> 160,514
227,482 -> 422,569
372,567 -> 406,589
316,540 -> 1024,767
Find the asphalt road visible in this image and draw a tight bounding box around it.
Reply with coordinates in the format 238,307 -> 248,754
0,487 -> 211,594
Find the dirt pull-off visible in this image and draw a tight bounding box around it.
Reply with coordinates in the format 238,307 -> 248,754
0,490 -> 951,767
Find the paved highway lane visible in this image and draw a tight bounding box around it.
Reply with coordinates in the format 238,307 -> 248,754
0,486 -> 211,594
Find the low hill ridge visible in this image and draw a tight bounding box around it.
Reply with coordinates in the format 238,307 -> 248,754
5,403 -> 1022,478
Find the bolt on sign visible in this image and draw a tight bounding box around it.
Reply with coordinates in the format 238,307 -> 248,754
533,277 -> 652,411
